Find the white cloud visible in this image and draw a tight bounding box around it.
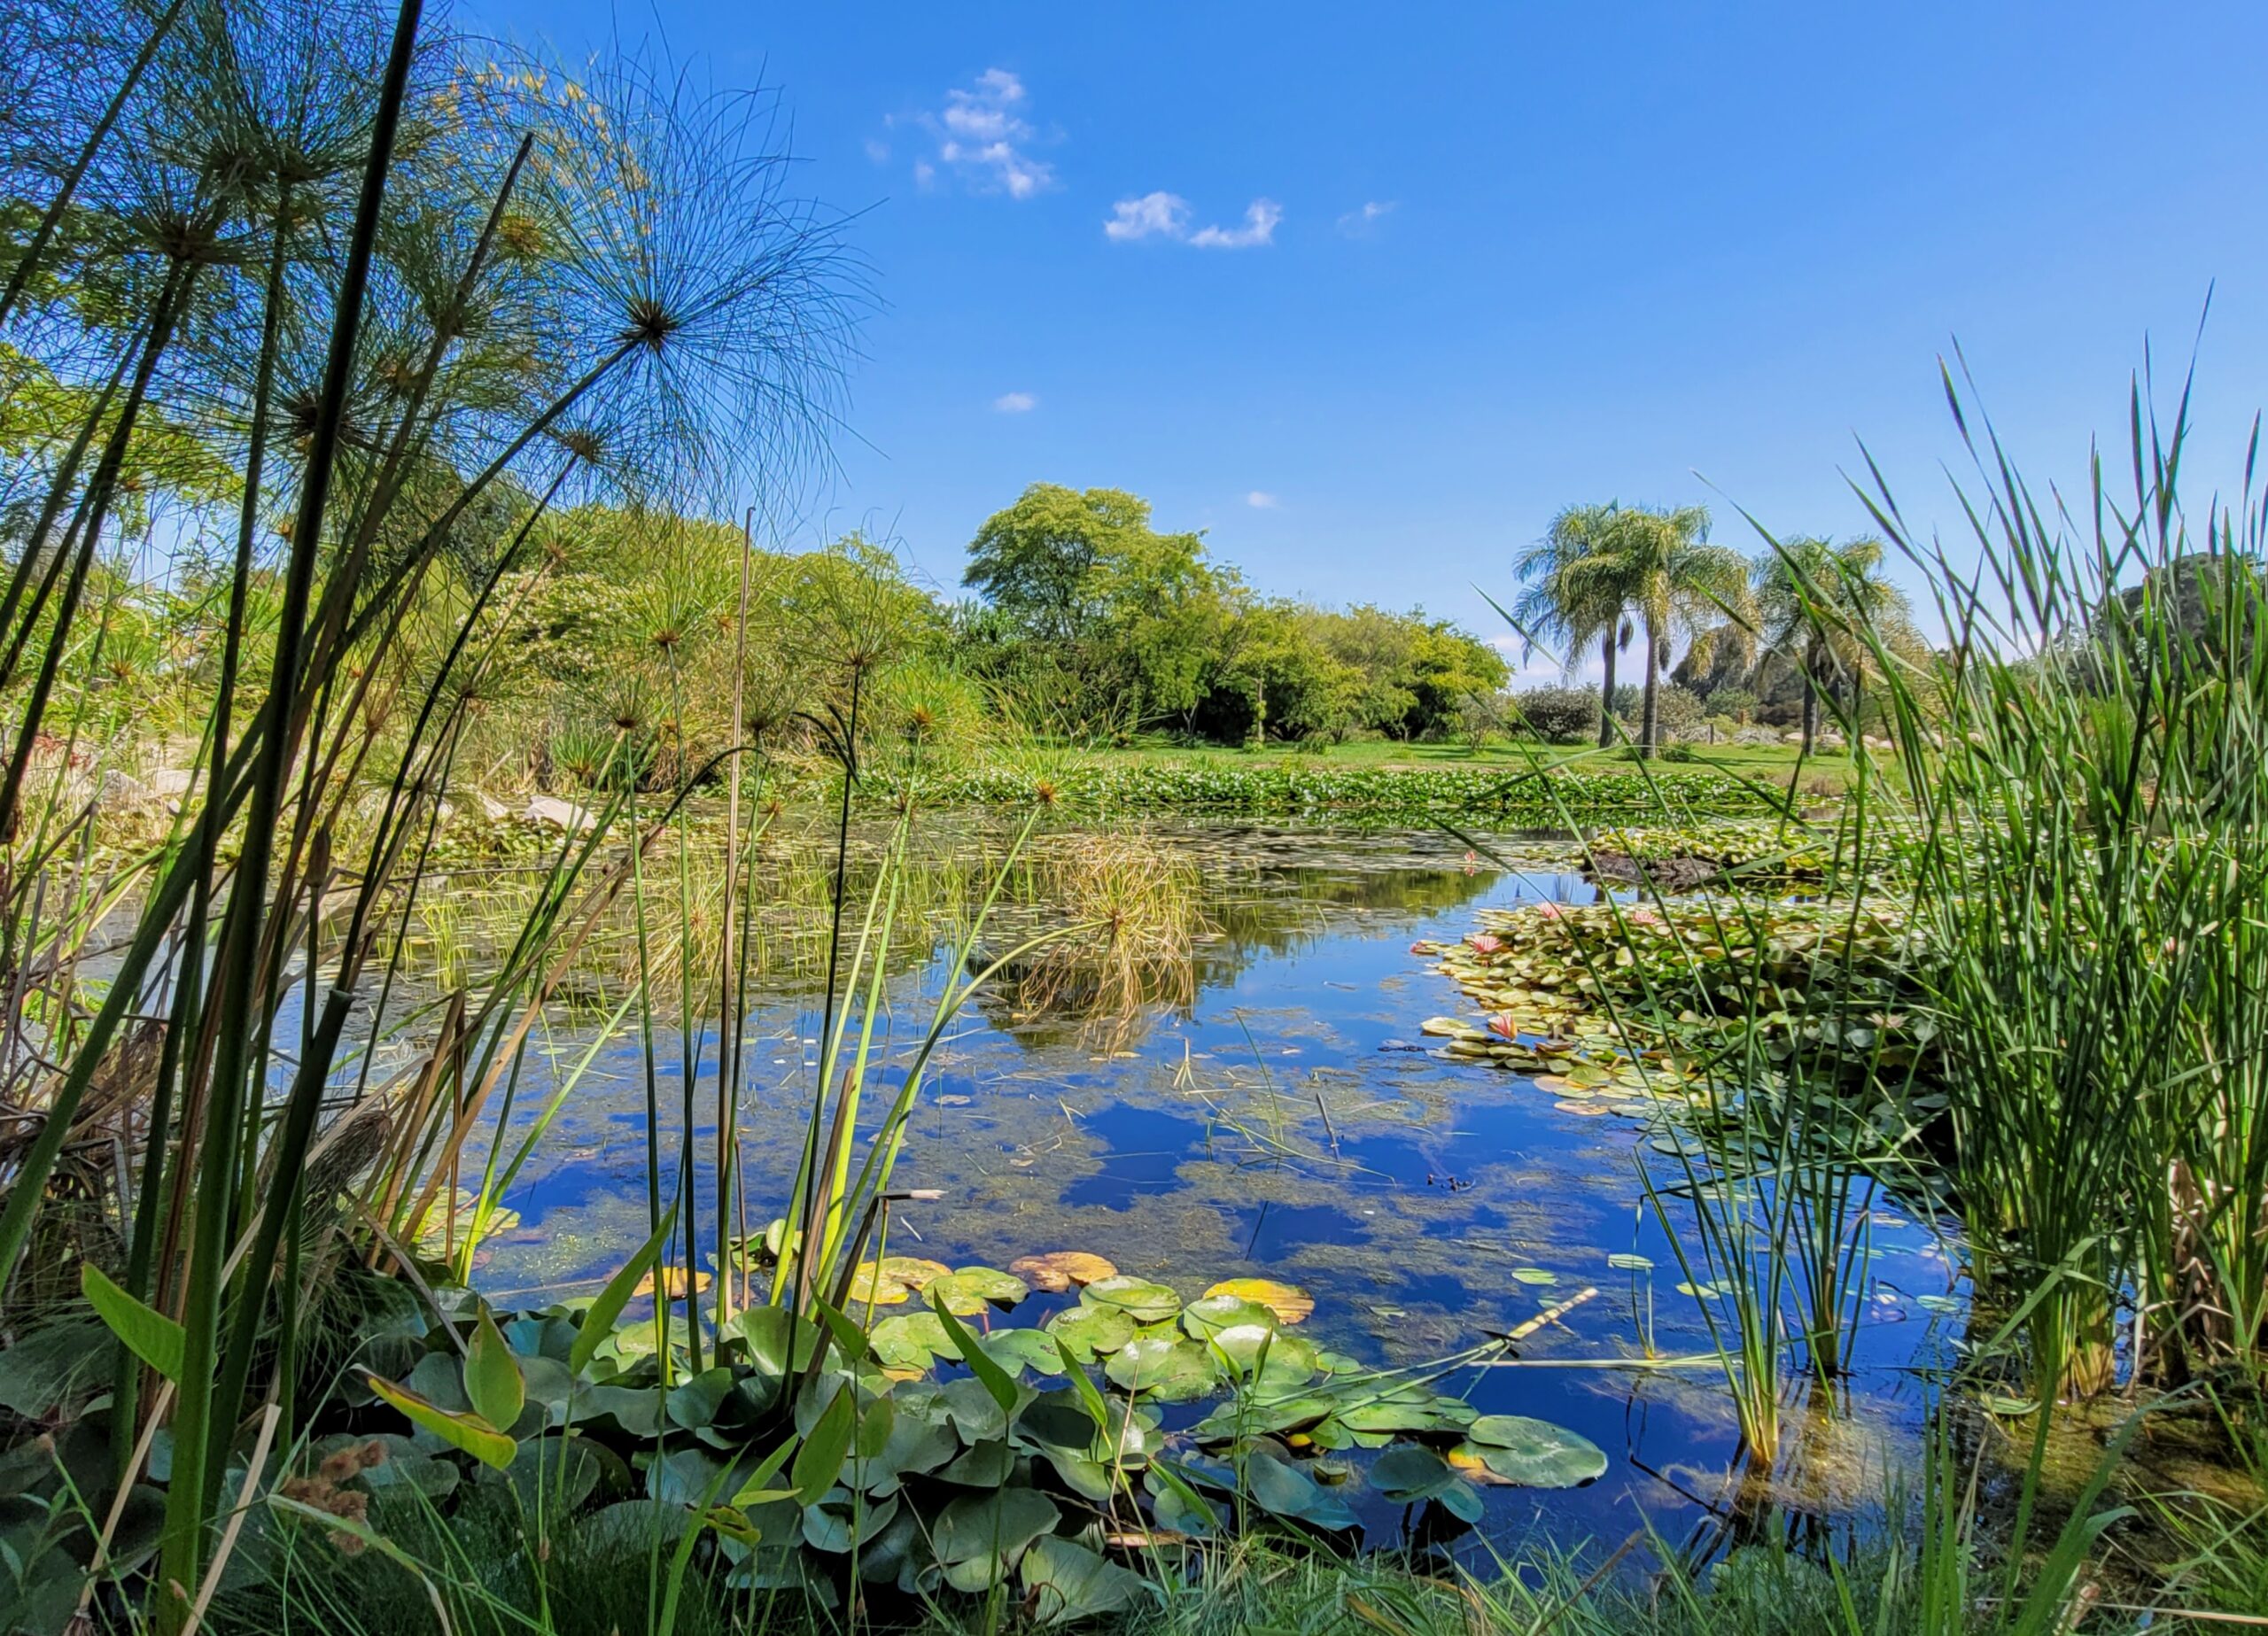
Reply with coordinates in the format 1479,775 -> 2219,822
993,391 -> 1037,414
910,68 -> 1053,198
864,137 -> 890,164
1190,198 -> 1282,249
1105,193 -> 1280,248
1245,491 -> 1280,509
1105,191 -> 1190,241
1336,199 -> 1395,236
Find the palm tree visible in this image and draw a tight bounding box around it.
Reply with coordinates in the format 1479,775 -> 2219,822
1514,502 -> 1634,748
1560,504 -> 1752,756
1753,535 -> 1919,754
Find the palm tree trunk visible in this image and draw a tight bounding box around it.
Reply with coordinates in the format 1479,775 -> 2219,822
1800,673 -> 1819,756
1640,620 -> 1661,757
1596,630 -> 1618,748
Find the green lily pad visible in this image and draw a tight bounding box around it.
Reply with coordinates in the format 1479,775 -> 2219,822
1045,1304 -> 1135,1363
977,1329 -> 1068,1378
1243,1450 -> 1357,1531
869,1311 -> 958,1374
928,1267 -> 1030,1316
1104,1338 -> 1220,1402
1458,1415 -> 1608,1487
1511,1268 -> 1560,1287
932,1487 -> 1060,1591
1180,1295 -> 1277,1339
1021,1534 -> 1155,1624
1081,1277 -> 1182,1325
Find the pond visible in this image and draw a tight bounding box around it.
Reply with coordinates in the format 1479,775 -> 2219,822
454,818 -> 1959,1551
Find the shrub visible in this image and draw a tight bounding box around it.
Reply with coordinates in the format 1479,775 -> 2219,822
1509,686 -> 1601,743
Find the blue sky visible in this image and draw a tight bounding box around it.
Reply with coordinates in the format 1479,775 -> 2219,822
471,0 -> 2268,675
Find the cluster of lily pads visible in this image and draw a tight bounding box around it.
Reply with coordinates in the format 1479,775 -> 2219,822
1415,896 -> 1941,1101
254,1245 -> 1604,1623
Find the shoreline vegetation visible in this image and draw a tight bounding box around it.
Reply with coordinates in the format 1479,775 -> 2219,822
0,1 -> 2264,1632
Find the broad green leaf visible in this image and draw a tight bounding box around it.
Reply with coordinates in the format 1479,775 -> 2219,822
1081,1276 -> 1181,1325
465,1313 -> 525,1431
365,1371 -> 516,1469
792,1382 -> 858,1505
1200,1278 -> 1313,1324
1021,1534 -> 1154,1624
1104,1338 -> 1219,1402
82,1264 -> 183,1383
930,1294 -> 1020,1415
1458,1415 -> 1608,1487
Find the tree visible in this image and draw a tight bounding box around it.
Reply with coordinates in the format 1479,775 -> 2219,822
1558,505 -> 1751,757
1514,503 -> 1635,748
960,483 -> 1224,729
1753,534 -> 1919,754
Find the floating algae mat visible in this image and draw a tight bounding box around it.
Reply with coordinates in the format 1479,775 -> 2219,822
455,820 -> 1963,1545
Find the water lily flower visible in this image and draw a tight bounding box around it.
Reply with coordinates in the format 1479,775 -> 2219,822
1465,934 -> 1504,955
1534,902 -> 1563,919
1487,1012 -> 1520,1040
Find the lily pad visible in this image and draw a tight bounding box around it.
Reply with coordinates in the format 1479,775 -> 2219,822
1511,1268 -> 1560,1287
928,1267 -> 1030,1316
1021,1534 -> 1155,1624
877,1255 -> 953,1290
1243,1450 -> 1357,1531
846,1263 -> 911,1306
869,1311 -> 958,1375
1458,1415 -> 1608,1487
1200,1278 -> 1313,1325
1009,1252 -> 1120,1293
1081,1276 -> 1182,1325
1103,1338 -> 1220,1403
1044,1304 -> 1135,1363
1180,1295 -> 1277,1340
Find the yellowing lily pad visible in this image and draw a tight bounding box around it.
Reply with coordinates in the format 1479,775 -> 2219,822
1200,1278 -> 1313,1326
877,1255 -> 953,1289
1008,1251 -> 1120,1293
847,1263 -> 911,1306
633,1266 -> 711,1301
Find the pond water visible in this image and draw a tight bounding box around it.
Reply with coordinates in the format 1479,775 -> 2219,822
460,820 -> 1959,1552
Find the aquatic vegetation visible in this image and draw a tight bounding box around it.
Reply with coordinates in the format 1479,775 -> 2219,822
1417,896 -> 1938,1111
918,761 -> 1783,821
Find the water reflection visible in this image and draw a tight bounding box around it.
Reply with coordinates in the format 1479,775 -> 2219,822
465,820 -> 1950,1549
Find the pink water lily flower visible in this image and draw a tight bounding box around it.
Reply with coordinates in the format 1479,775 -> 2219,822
1630,907 -> 1664,927
1534,902 -> 1563,919
1487,1012 -> 1520,1040
1410,941 -> 1433,955
1464,933 -> 1505,956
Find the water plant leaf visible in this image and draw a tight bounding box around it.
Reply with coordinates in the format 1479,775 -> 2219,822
1103,1337 -> 1220,1402
847,1263 -> 912,1306
1010,1252 -> 1120,1293
1511,1268 -> 1559,1286
1021,1534 -> 1155,1624
978,1328 -> 1068,1377
928,1266 -> 1030,1315
1080,1275 -> 1182,1325
571,1208 -> 679,1377
792,1382 -> 859,1505
1045,1304 -> 1136,1362
1606,1253 -> 1655,1271
877,1255 -> 953,1289
81,1264 -> 183,1383
871,1311 -> 957,1373
1458,1415 -> 1607,1487
465,1313 -> 526,1433
1201,1278 -> 1313,1324
727,1305 -> 824,1378
1243,1449 -> 1357,1531
1179,1294 -> 1276,1339
933,1487 -> 1060,1591
633,1266 -> 710,1301
364,1372 -> 516,1470
930,1294 -> 1021,1415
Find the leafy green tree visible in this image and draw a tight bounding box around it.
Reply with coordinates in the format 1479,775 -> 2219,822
1514,503 -> 1635,748
1558,505 -> 1752,756
1753,534 -> 1919,753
